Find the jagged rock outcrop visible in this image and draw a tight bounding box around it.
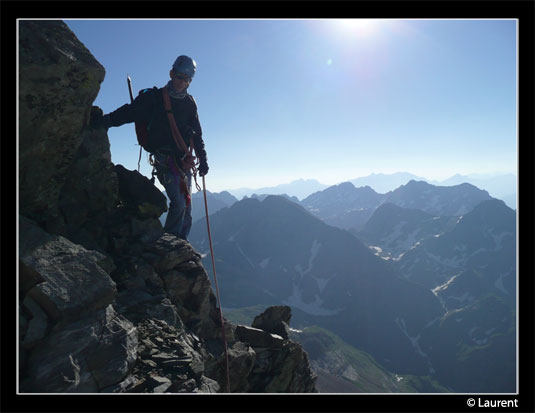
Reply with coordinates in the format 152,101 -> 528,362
19,20 -> 106,229
252,305 -> 292,339
18,20 -> 317,393
235,307 -> 317,392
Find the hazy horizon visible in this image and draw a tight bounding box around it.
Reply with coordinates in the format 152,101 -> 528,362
219,170 -> 517,192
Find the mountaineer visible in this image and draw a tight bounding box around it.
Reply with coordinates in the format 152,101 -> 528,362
91,55 -> 208,241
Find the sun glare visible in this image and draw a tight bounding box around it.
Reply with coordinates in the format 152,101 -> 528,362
335,19 -> 379,37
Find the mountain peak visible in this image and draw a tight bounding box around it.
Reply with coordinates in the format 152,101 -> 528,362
336,181 -> 356,188
469,198 -> 514,218
405,179 -> 431,187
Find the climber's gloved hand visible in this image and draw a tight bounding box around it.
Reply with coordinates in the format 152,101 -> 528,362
199,160 -> 209,177
88,108 -> 111,131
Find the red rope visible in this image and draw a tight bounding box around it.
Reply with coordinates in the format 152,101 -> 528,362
202,176 -> 231,393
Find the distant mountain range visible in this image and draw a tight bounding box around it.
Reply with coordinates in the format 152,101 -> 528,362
161,171 -> 515,230
226,179 -> 329,201
350,172 -> 428,194
221,172 -> 516,209
351,172 -> 516,204
429,173 -> 516,207
300,180 -> 494,231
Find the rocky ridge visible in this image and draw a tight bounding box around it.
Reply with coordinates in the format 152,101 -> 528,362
18,20 -> 317,393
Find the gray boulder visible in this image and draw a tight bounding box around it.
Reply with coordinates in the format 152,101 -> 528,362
205,341 -> 256,393
22,305 -> 137,392
114,164 -> 167,219
146,234 -> 221,339
19,216 -> 117,323
122,318 -> 218,393
252,305 -> 292,339
235,325 -> 285,348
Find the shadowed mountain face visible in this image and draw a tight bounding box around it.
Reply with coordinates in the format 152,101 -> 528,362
190,192 -> 517,392
356,199 -> 517,393
396,199 -> 516,293
357,202 -> 457,259
190,195 -> 445,375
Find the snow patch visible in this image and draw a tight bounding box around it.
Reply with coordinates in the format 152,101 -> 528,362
369,246 -> 392,261
370,246 -> 383,254
453,244 -> 468,252
424,316 -> 441,328
395,318 -> 428,358
235,243 -> 255,268
228,227 -> 243,242
341,365 -> 360,381
492,231 -> 513,250
259,257 -> 270,269
308,239 -> 321,270
494,271 -> 512,295
262,289 -> 276,297
315,276 -> 330,293
432,273 -> 462,295
295,239 -> 321,277
470,248 -> 486,257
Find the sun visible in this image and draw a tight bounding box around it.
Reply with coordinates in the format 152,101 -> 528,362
335,19 -> 379,37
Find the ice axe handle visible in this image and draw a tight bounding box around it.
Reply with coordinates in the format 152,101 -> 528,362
127,75 -> 134,103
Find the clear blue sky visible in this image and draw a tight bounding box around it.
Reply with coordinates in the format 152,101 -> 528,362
64,19 -> 517,193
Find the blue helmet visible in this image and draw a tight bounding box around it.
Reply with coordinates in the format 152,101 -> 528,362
172,55 -> 196,79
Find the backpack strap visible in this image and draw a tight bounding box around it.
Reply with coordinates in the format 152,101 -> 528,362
161,86 -> 192,156
161,86 -> 202,192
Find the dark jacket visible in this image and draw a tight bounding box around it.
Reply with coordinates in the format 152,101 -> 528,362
104,86 -> 207,163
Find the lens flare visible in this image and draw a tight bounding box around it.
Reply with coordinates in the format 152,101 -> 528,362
336,19 -> 379,37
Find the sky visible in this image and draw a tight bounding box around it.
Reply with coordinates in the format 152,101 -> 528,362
64,19 -> 517,193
